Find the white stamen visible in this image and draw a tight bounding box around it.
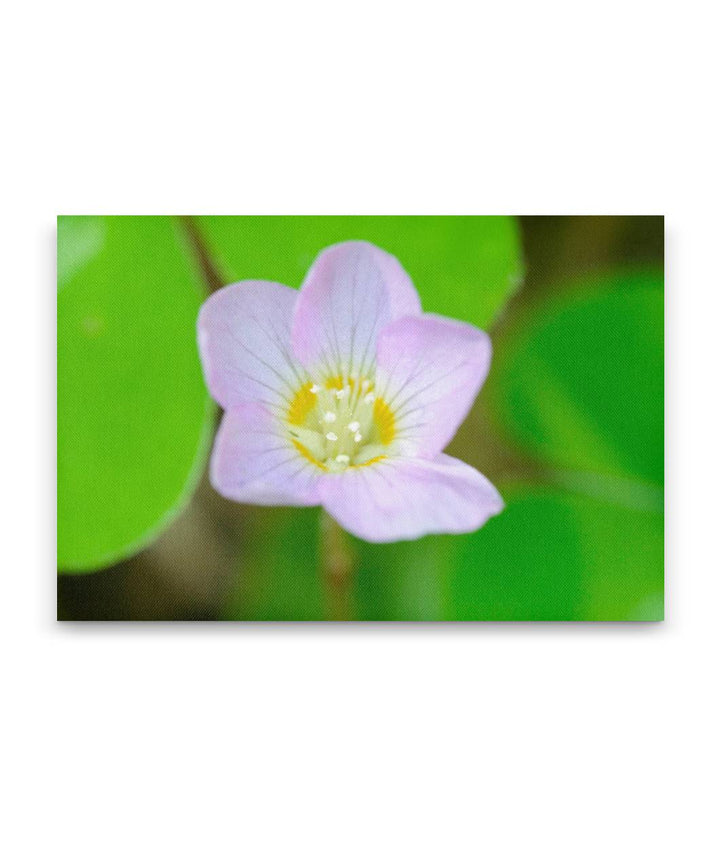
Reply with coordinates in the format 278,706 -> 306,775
289,373 -> 390,470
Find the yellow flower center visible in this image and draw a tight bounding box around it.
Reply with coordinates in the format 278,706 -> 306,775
286,375 -> 395,472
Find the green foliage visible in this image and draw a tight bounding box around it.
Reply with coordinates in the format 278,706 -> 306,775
469,269 -> 665,619
490,271 -> 664,485
348,269 -> 664,621
223,507 -> 324,620
57,216 -> 214,572
197,215 -> 524,330
450,484 -> 663,621
349,482 -> 662,621
353,534 -> 455,620
57,216 -> 106,290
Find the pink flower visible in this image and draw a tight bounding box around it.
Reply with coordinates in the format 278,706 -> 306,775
197,241 -> 503,542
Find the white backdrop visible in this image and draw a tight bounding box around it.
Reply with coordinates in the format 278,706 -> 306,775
3,1 -> 717,853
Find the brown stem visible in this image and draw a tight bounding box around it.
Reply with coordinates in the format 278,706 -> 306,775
320,511 -> 356,621
178,216 -> 226,293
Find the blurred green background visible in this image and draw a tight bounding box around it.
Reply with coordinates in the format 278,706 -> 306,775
57,215 -> 663,621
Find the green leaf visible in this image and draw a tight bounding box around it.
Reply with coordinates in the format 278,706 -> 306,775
57,216 -> 106,290
223,507 -> 324,620
197,215 -> 524,330
449,484 -> 664,621
57,216 -> 214,572
353,534 -> 456,620
489,272 -> 664,485
349,483 -> 662,622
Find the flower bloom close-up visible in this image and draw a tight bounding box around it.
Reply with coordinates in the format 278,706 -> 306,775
197,241 -> 504,542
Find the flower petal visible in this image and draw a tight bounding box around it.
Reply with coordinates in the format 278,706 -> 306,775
319,454 -> 503,542
375,314 -> 492,458
291,241 -> 421,378
198,281 -> 306,411
211,404 -> 323,506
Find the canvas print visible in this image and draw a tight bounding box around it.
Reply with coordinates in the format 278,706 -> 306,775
57,216 -> 663,620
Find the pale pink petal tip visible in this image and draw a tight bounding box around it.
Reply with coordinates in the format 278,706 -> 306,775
197,280 -> 300,411
318,454 -> 504,543
291,241 -> 421,374
376,314 -> 492,459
